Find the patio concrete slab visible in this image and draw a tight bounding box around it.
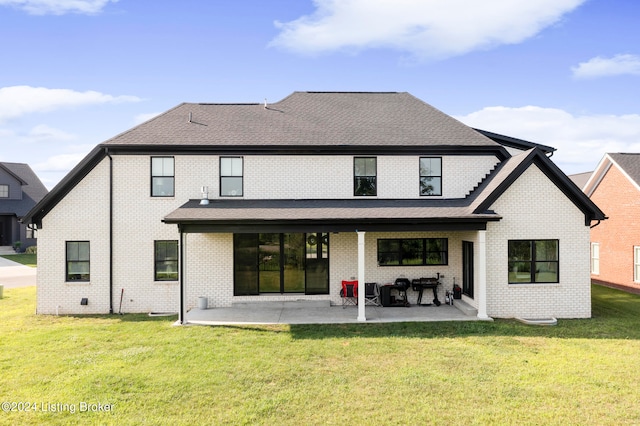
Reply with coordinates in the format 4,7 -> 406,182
185,301 -> 490,326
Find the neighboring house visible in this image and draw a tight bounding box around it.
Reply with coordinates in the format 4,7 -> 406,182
569,171 -> 592,190
0,162 -> 48,249
583,153 -> 640,291
23,92 -> 605,322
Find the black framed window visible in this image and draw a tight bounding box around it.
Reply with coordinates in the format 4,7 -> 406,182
155,240 -> 178,281
377,238 -> 448,266
354,157 -> 376,196
0,184 -> 8,198
420,157 -> 442,196
66,241 -> 90,281
151,157 -> 174,197
220,157 -> 243,197
508,240 -> 559,283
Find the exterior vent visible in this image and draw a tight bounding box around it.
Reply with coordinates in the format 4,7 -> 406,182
199,186 -> 209,205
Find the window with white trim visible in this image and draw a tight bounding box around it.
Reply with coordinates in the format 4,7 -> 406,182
220,157 -> 243,197
591,243 -> 600,275
151,157 -> 174,197
0,184 -> 8,198
634,246 -> 640,283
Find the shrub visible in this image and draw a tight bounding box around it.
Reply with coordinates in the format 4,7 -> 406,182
25,245 -> 37,254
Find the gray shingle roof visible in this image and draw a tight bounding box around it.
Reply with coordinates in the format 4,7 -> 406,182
104,92 -> 502,148
568,171 -> 592,190
0,162 -> 48,217
609,153 -> 640,187
164,198 -> 499,222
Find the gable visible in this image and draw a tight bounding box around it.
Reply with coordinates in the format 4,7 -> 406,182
0,162 -> 48,217
0,167 -> 23,199
472,148 -> 606,226
590,163 -> 640,216
0,163 -> 26,187
488,164 -> 588,227
585,153 -> 640,197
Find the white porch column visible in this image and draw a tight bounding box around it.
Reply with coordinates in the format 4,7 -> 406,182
357,230 -> 366,322
179,231 -> 188,325
477,230 -> 489,319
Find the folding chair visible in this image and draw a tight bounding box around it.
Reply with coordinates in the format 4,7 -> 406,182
364,282 -> 380,306
341,280 -> 358,308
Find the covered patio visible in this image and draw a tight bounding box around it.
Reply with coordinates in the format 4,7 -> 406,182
182,299 -> 488,326
163,198 -> 502,325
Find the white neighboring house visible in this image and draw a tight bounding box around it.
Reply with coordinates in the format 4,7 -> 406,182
23,92 -> 605,322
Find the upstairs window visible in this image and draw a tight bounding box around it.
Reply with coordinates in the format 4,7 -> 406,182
220,157 -> 243,197
151,157 -> 174,197
420,157 -> 442,196
0,184 -> 8,198
354,157 -> 377,196
66,241 -> 90,281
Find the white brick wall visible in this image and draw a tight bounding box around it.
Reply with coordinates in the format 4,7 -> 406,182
227,155 -> 497,199
37,160 -> 111,314
36,153 -> 588,318
484,165 -> 591,318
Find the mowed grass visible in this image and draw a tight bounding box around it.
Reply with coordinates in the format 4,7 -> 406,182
1,285 -> 640,425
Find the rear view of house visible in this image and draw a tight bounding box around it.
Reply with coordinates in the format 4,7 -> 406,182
0,162 -> 47,251
584,153 -> 640,291
23,92 -> 605,322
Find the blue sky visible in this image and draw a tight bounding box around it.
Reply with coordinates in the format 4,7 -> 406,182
1,0 -> 639,188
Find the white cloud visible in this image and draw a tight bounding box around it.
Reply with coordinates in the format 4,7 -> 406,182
455,106 -> 640,174
572,54 -> 640,79
34,151 -> 90,172
134,112 -> 162,125
270,0 -> 585,59
0,85 -> 141,122
27,124 -> 76,141
0,0 -> 116,15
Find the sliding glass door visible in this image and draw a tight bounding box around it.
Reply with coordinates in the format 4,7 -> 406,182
235,232 -> 329,295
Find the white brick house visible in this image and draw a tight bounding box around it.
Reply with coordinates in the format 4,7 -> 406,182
23,92 -> 605,322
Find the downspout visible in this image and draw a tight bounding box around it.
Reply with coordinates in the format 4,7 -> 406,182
105,148 -> 114,314
590,219 -> 602,229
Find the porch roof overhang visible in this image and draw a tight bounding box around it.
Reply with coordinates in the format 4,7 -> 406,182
163,199 -> 502,233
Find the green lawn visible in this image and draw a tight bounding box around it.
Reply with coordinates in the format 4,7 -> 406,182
1,285 -> 640,425
0,253 -> 37,268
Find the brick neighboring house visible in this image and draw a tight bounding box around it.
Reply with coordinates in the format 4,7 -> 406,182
583,153 -> 640,291
22,92 -> 605,322
0,162 -> 48,250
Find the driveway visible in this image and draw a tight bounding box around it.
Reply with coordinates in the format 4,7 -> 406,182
0,256 -> 36,288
